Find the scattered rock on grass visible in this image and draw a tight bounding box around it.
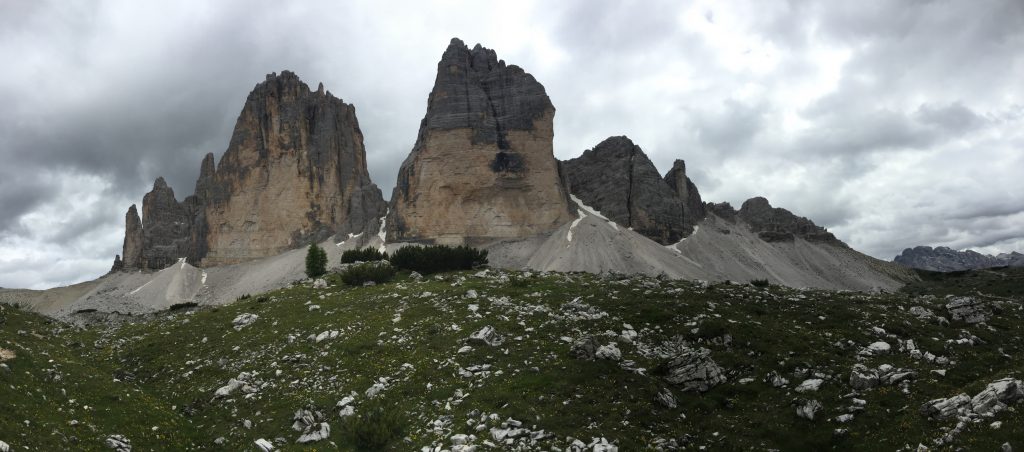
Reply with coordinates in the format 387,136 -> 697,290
468,325 -> 502,347
795,399 -> 822,421
659,347 -> 726,392
105,435 -> 131,451
232,313 -> 258,331
945,296 -> 992,324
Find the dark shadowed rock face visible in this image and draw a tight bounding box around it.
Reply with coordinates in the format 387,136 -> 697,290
737,197 -> 843,245
663,159 -> 706,232
112,71 -> 385,271
894,246 -> 1024,272
388,38 -> 573,244
121,204 -> 143,269
706,202 -> 738,223
563,136 -> 689,244
141,177 -> 192,270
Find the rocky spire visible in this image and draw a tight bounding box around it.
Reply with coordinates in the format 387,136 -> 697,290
663,159 -> 706,232
141,177 -> 192,269
388,38 -> 573,244
563,136 -> 688,244
121,204 -> 143,269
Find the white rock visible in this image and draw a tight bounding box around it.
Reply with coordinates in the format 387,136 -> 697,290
835,413 -> 854,423
468,325 -> 502,347
466,290 -> 478,299
312,278 -> 327,289
315,331 -> 330,343
796,399 -> 823,420
214,378 -> 245,398
232,313 -> 258,331
297,422 -> 330,443
458,345 -> 473,354
795,379 -> 824,393
867,341 -> 891,354
595,343 -> 622,361
254,438 -> 274,451
0,441 -> 10,452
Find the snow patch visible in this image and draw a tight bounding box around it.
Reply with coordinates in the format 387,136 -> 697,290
665,226 -> 699,253
201,272 -> 207,285
567,195 -> 619,245
377,209 -> 389,253
178,257 -> 186,269
129,279 -> 154,295
336,232 -> 362,247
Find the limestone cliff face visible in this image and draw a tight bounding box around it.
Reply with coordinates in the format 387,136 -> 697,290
387,38 -> 574,245
113,71 -> 385,270
200,71 -> 385,265
563,136 -> 688,244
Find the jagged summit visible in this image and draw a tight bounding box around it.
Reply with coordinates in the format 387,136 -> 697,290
562,136 -> 696,244
387,37 -> 573,244
894,246 -> 1024,271
113,70 -> 385,270
736,197 -> 843,245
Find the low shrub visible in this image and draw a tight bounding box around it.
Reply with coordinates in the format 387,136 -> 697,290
340,262 -> 396,286
388,244 -> 487,275
168,302 -> 198,311
343,402 -> 404,451
750,279 -> 770,288
341,247 -> 388,264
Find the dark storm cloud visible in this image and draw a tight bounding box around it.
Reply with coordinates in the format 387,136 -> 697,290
1,0 -> 1022,289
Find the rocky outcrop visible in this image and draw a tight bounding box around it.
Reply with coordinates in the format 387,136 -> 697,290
563,136 -> 689,244
112,71 -> 385,270
737,197 -> 842,245
387,38 -> 574,245
201,71 -> 385,265
121,204 -> 143,269
141,177 -> 192,269
663,159 -> 706,232
893,246 -> 1024,272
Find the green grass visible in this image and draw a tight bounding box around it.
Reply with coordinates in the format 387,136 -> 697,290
1,268 -> 1023,450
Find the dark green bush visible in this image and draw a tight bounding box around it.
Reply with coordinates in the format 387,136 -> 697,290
343,402 -> 404,451
340,262 -> 396,286
341,247 -> 388,264
750,279 -> 770,288
388,245 -> 487,275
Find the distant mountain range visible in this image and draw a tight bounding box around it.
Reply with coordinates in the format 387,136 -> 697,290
894,246 -> 1024,272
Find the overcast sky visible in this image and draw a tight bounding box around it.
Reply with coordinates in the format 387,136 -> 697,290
1,0 -> 1022,289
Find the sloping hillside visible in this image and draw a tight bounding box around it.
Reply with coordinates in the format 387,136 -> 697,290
2,268 -> 1022,450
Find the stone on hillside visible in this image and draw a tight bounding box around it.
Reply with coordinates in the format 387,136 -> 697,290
655,388 -> 678,408
312,278 -> 327,289
945,296 -> 992,324
105,435 -> 131,452
468,325 -> 502,346
849,364 -> 880,390
795,379 -> 824,393
0,440 -> 8,452
232,313 -> 258,331
254,438 -> 274,452
292,408 -> 330,443
920,394 -> 971,419
214,378 -> 245,398
595,343 -> 622,361
659,347 -> 726,392
765,371 -> 790,387
562,136 -> 689,244
971,378 -> 1024,415
866,341 -> 891,354
908,306 -> 934,320
795,399 -> 823,421
388,38 -> 573,245
569,336 -> 602,360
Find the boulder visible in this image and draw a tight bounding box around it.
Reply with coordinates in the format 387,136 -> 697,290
945,296 -> 992,324
795,399 -> 823,420
920,394 -> 971,419
658,347 -> 726,392
468,325 -> 502,347
971,378 -> 1024,415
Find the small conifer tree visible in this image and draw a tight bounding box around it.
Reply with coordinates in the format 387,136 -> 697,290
305,242 -> 327,278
